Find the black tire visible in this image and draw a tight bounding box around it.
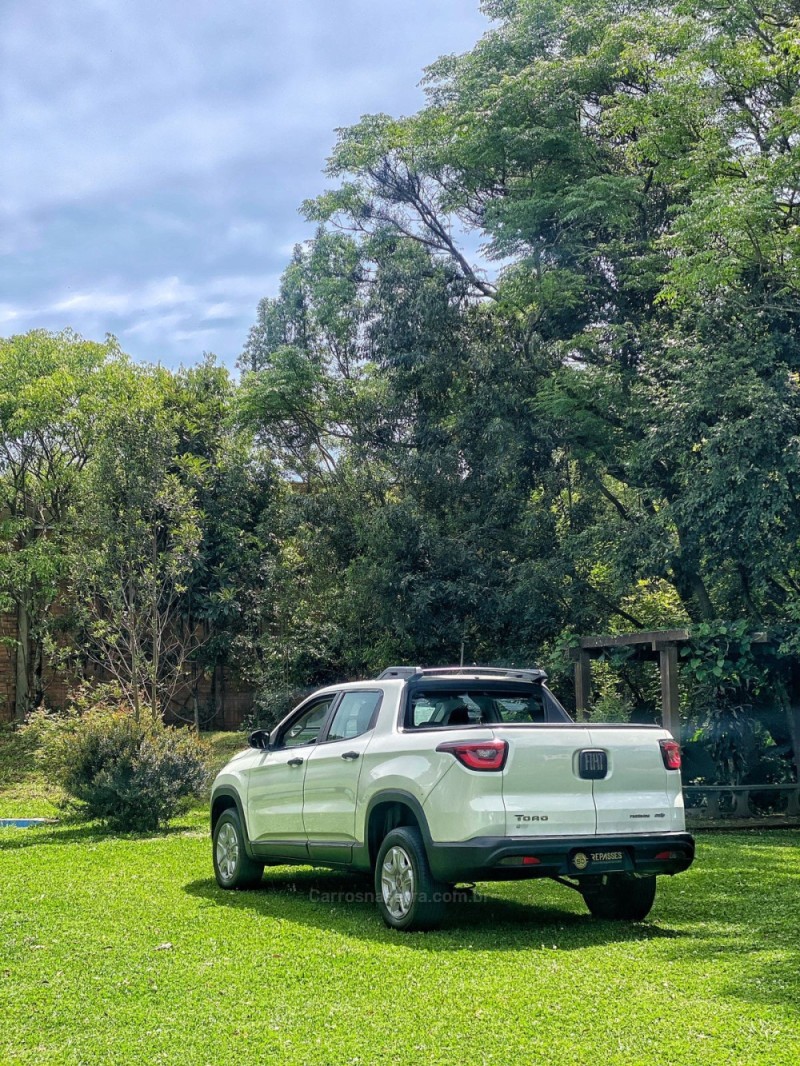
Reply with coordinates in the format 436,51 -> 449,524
212,808 -> 264,889
582,874 -> 657,920
374,826 -> 446,931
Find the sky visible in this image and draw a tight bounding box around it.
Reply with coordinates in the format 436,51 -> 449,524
1,0 -> 490,368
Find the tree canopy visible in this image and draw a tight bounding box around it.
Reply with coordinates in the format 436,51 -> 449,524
3,1 -> 800,753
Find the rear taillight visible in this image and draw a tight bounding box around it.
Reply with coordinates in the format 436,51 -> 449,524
659,739 -> 682,770
436,739 -> 508,771
655,850 -> 680,861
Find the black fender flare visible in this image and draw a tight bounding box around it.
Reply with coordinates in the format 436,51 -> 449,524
361,789 -> 435,867
210,787 -> 257,860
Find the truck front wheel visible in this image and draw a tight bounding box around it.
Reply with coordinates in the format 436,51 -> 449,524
213,808 -> 263,890
581,874 -> 657,921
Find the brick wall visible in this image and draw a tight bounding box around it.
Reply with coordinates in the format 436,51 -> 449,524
0,612 -> 16,722
0,610 -> 255,729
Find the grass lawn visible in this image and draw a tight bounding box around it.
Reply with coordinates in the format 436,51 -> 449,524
1,730 -> 798,1065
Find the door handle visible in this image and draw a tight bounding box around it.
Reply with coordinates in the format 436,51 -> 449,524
341,751 -> 360,761
287,757 -> 304,767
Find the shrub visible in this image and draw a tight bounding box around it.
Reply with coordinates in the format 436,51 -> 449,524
24,699 -> 210,831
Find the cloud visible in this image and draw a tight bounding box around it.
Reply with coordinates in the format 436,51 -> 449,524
0,306 -> 22,325
0,0 -> 490,367
2,6 -> 481,220
203,303 -> 237,321
1,272 -> 282,367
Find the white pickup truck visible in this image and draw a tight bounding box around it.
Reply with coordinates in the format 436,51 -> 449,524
210,666 -> 695,930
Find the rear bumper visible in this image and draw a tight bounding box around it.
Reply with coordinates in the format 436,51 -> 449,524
426,831 -> 695,883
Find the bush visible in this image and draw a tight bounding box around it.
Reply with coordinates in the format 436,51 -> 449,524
24,699 -> 210,831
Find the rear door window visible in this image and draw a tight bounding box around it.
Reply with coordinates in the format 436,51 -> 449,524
324,691 -> 382,742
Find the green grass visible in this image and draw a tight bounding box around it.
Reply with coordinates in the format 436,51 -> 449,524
1,729 -> 798,1065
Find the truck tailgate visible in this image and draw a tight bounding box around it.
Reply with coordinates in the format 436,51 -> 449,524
495,724 -> 684,838
587,726 -> 684,834
497,725 -> 597,836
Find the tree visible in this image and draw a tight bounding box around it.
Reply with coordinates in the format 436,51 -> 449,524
0,329 -> 123,719
294,0 -> 800,632
165,357 -> 283,728
72,366 -> 203,721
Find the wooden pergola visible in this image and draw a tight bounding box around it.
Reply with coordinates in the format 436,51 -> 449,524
571,629 -> 692,739
570,628 -> 800,826
571,628 -> 774,740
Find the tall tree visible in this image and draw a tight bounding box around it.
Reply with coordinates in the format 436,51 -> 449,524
166,357 -> 283,727
295,0 -> 800,631
72,365 -> 203,720
0,330 -> 123,719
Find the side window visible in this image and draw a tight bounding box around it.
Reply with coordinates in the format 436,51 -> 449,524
410,694 -> 483,727
280,698 -> 334,748
325,691 -> 382,742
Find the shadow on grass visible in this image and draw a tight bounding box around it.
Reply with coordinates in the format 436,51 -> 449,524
183,871 -> 682,951
185,862 -> 800,1012
727,951 -> 800,1013
0,820 -> 196,850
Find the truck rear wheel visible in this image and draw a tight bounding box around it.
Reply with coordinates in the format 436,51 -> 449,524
581,874 -> 657,920
375,826 -> 446,931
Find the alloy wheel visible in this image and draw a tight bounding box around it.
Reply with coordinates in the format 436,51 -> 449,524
381,845 -> 415,919
216,821 -> 239,882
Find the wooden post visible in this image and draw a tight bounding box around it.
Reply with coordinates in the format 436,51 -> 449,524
574,651 -> 592,722
786,662 -> 800,782
658,642 -> 680,741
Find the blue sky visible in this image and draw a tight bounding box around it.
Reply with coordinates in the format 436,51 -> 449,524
1,1 -> 489,368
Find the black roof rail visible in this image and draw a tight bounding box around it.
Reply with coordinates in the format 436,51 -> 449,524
377,664 -> 546,682
377,666 -> 423,680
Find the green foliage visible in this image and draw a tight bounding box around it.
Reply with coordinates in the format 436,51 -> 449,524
680,621 -> 777,783
585,659 -> 636,723
0,727 -> 249,819
24,693 -> 209,831
243,0 -> 800,714
681,621 -> 765,695
71,364 -> 204,718
7,1 -> 800,753
0,329 -> 127,716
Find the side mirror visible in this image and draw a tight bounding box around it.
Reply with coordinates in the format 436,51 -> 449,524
248,729 -> 271,750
